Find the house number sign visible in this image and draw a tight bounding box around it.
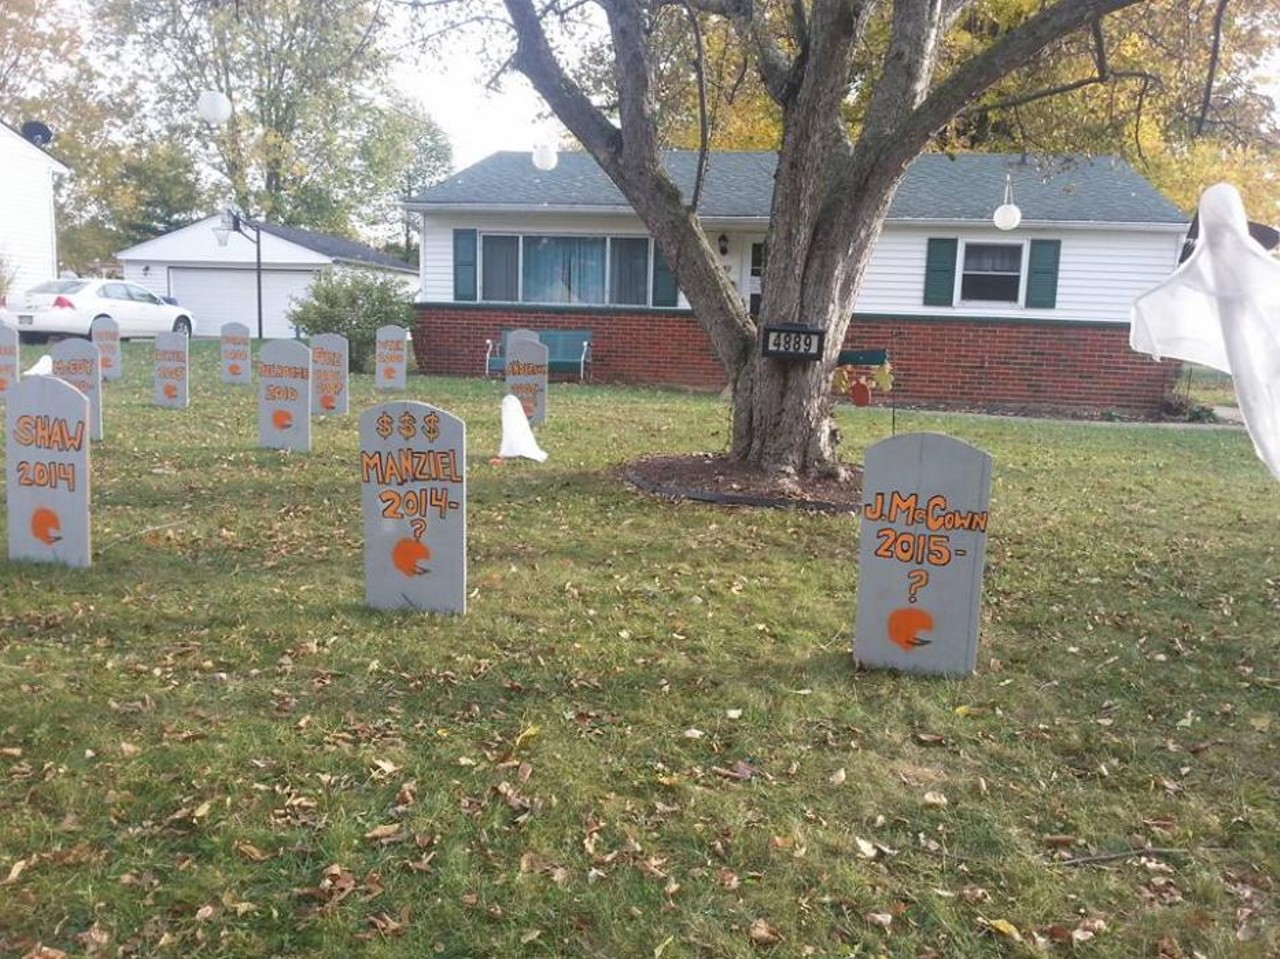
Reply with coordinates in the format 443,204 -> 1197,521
762,324 -> 825,362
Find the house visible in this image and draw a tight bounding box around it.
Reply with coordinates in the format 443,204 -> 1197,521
407,151 -> 1190,416
0,121 -> 70,303
116,217 -> 416,338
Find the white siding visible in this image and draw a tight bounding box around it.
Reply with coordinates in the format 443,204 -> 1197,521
856,225 -> 1182,323
168,267 -> 319,338
0,128 -> 66,300
417,211 -> 1181,324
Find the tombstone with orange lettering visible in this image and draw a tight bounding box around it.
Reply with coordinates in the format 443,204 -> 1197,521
90,316 -> 122,381
220,322 -> 252,385
375,325 -> 408,391
258,339 -> 311,451
359,400 -> 466,613
311,333 -> 349,416
6,375 -> 91,567
854,432 -> 992,677
0,322 -> 18,404
51,337 -> 103,442
153,331 -> 189,408
505,336 -> 548,426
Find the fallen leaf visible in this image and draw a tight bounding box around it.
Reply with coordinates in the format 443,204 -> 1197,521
364,824 -> 405,843
725,709 -> 743,719
855,837 -> 879,859
748,918 -> 782,945
829,767 -> 847,785
683,728 -> 705,739
2,859 -> 28,885
865,912 -> 893,929
922,791 -> 948,807
234,841 -> 269,862
980,917 -> 1022,941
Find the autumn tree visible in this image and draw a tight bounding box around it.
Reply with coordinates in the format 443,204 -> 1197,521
99,0 -> 450,237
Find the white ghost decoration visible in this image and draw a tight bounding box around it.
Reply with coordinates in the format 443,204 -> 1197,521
24,354 -> 52,376
498,393 -> 548,462
1131,183 -> 1280,481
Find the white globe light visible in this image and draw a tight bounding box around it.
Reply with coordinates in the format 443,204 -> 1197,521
196,90 -> 233,127
993,203 -> 1022,231
531,143 -> 558,171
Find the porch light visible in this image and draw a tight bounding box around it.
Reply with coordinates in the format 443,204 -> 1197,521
993,173 -> 1022,231
196,90 -> 233,127
717,234 -> 730,256
531,143 -> 558,171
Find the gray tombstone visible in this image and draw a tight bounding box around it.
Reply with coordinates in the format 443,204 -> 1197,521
220,322 -> 252,385
153,331 -> 189,409
6,375 -> 91,568
51,338 -> 103,442
311,333 -> 350,416
90,316 -> 122,381
359,400 -> 466,614
507,328 -> 540,346
375,325 -> 409,391
854,432 -> 992,677
505,336 -> 548,426
258,339 -> 312,451
0,322 -> 17,404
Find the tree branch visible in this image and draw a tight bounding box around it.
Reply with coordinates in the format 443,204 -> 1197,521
894,0 -> 1150,161
1194,0 -> 1230,137
682,0 -> 711,211
959,68 -> 1159,116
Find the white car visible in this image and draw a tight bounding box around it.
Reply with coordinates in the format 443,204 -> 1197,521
10,279 -> 195,340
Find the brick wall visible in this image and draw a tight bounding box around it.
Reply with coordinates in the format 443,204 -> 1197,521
413,304 -> 1181,415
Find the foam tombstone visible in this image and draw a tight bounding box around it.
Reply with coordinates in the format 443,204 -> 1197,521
359,400 -> 466,613
0,322 -> 17,403
51,337 -> 103,441
505,335 -> 548,426
153,331 -> 189,408
6,375 -> 91,567
221,322 -> 252,385
375,325 -> 409,391
311,333 -> 349,416
258,339 -> 311,451
854,433 -> 992,677
90,316 -> 122,381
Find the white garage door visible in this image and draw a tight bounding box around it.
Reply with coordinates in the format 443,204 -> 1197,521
168,268 -> 319,338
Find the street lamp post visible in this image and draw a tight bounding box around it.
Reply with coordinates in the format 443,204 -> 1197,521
213,208 -> 263,339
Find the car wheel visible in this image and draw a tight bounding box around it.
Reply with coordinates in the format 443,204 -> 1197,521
173,316 -> 193,336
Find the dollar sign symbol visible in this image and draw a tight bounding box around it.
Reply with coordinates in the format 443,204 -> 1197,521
375,411 -> 393,438
423,412 -> 440,443
398,410 -> 416,439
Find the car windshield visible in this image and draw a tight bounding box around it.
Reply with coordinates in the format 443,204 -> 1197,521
29,280 -> 89,295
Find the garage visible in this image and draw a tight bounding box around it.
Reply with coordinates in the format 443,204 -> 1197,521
168,267 -> 317,338
116,215 -> 416,339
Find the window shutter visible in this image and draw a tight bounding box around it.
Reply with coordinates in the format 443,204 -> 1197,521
923,238 -> 957,306
1025,239 -> 1061,309
651,247 -> 678,307
453,229 -> 477,302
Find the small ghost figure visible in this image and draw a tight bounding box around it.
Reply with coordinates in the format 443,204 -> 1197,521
25,354 -> 53,376
498,393 -> 548,462
1131,183 -> 1280,481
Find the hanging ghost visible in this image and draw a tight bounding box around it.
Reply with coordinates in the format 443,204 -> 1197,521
1130,183 -> 1280,481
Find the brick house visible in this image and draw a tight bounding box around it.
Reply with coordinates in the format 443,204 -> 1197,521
407,151 -> 1187,415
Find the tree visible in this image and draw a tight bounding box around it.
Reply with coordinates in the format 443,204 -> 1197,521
449,0 -> 1265,477
99,0 -> 442,236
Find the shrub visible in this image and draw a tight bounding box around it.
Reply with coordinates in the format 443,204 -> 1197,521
288,268 -> 415,372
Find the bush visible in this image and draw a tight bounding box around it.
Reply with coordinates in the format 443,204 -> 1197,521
288,268 -> 415,372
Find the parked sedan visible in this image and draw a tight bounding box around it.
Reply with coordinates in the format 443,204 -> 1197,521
10,279 -> 195,340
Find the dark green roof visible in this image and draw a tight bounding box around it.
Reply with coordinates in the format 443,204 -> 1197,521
410,150 -> 1185,225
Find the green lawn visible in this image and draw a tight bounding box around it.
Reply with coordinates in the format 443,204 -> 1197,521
1,341 -> 1277,957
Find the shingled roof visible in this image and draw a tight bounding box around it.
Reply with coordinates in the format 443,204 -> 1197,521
252,220 -> 416,272
408,150 -> 1186,226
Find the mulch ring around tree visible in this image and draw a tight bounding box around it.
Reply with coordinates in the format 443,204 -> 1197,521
622,453 -> 864,513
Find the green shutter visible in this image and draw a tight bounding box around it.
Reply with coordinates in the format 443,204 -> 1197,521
1025,239 -> 1060,309
923,238 -> 957,306
651,246 -> 678,307
453,229 -> 477,302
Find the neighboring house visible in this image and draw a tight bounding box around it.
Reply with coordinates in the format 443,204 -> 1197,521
407,151 -> 1189,415
116,217 -> 417,338
0,121 -> 70,303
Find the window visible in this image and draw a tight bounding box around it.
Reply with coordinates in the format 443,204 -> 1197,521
482,235 -> 519,301
610,237 -> 649,305
125,284 -> 162,304
960,243 -> 1022,302
749,242 -> 766,316
463,233 -> 681,307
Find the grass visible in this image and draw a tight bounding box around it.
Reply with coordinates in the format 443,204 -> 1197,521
1,340 -> 1277,957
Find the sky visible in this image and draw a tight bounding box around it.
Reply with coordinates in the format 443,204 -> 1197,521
396,54 -> 564,171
